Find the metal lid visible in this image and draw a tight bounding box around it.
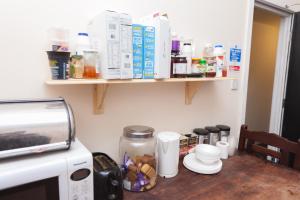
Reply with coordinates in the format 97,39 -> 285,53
216,125 -> 231,131
193,128 -> 209,135
205,126 -> 220,133
123,125 -> 154,138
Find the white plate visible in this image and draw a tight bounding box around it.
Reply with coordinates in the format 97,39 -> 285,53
183,153 -> 222,174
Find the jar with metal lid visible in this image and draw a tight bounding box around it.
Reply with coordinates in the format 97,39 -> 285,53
205,126 -> 221,145
193,128 -> 209,144
216,125 -> 230,142
119,125 -> 157,192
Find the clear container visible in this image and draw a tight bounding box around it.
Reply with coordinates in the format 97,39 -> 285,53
83,50 -> 98,79
70,55 -> 84,79
119,125 -> 157,192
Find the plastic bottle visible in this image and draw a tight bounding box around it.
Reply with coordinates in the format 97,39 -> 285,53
182,43 -> 193,75
76,32 -> 91,55
214,44 -> 226,77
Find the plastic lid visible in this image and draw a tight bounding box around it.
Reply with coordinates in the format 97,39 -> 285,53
78,32 -> 88,36
205,126 -> 220,133
199,59 -> 207,65
216,125 -> 230,131
192,58 -> 201,61
193,128 -> 209,135
123,125 -> 154,138
183,43 -> 192,45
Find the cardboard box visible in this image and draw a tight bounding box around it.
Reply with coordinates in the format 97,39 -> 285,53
132,24 -> 144,79
88,11 -> 133,79
143,26 -> 155,79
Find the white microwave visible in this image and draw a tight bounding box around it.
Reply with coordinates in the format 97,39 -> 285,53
0,139 -> 94,200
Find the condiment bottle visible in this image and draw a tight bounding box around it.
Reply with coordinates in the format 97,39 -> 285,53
182,43 -> 192,75
173,57 -> 187,78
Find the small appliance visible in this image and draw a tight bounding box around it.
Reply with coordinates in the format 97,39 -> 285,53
0,139 -> 93,200
93,152 -> 123,200
157,131 -> 181,178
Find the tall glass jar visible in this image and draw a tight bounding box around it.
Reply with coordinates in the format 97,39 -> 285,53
119,125 -> 157,192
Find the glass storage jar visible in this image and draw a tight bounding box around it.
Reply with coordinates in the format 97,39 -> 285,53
216,125 -> 230,142
119,125 -> 157,192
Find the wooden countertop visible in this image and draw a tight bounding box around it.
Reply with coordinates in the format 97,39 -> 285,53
124,153 -> 300,200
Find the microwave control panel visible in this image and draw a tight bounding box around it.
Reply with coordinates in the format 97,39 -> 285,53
68,158 -> 93,200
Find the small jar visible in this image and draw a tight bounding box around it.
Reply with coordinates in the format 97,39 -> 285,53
70,55 -> 84,79
173,57 -> 187,78
216,125 -> 230,142
83,50 -> 98,79
205,126 -> 221,145
193,128 -> 209,144
119,125 -> 157,192
190,58 -> 203,77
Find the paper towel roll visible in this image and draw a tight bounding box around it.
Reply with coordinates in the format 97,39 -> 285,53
216,141 -> 229,159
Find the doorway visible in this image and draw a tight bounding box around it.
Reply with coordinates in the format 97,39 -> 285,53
245,8 -> 281,132
244,1 -> 294,134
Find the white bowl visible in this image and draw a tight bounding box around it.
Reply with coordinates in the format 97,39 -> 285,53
195,144 -> 221,164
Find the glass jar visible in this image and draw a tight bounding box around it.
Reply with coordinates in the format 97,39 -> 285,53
216,125 -> 230,142
173,57 -> 187,78
83,50 -> 98,78
205,126 -> 221,145
119,125 -> 157,192
70,55 -> 84,79
193,128 -> 209,144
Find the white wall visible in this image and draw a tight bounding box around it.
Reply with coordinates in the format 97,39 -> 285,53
0,0 -> 253,161
265,0 -> 300,11
245,8 -> 280,131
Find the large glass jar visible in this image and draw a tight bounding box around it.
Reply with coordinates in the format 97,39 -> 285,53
119,125 -> 157,192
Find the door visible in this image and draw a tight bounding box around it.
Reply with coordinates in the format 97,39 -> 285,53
245,7 -> 281,132
282,12 -> 300,142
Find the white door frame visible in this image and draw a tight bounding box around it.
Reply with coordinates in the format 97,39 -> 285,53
240,0 -> 294,135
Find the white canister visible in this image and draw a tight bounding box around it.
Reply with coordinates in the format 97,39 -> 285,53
157,132 -> 181,178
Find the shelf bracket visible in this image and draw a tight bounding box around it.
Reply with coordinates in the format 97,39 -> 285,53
185,82 -> 201,105
93,84 -> 108,114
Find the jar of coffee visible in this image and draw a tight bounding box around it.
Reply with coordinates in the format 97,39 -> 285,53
205,126 -> 221,145
173,57 -> 187,78
119,125 -> 157,192
216,125 -> 230,142
193,128 -> 209,144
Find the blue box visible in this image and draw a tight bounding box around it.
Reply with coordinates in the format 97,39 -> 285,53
143,26 -> 155,79
132,24 -> 144,79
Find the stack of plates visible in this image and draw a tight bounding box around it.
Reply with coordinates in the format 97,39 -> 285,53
183,144 -> 222,174
183,153 -> 222,174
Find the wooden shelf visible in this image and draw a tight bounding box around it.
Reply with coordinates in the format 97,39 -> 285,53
45,77 -> 236,114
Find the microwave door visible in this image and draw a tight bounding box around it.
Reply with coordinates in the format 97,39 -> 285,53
0,158 -> 68,200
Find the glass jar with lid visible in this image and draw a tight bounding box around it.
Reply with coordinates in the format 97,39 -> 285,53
119,125 -> 157,192
193,128 -> 209,144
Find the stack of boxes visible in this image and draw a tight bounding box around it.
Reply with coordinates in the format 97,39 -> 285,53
88,11 -> 171,80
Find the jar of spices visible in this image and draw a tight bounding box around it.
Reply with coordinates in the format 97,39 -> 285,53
190,58 -> 203,77
216,125 -> 230,142
205,126 -> 221,145
193,128 -> 209,144
119,125 -> 157,192
173,57 -> 187,78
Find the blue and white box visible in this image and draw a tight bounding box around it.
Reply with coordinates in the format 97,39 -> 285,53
143,26 -> 155,79
132,24 -> 144,79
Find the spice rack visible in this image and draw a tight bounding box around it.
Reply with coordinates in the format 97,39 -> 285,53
45,77 -> 236,114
